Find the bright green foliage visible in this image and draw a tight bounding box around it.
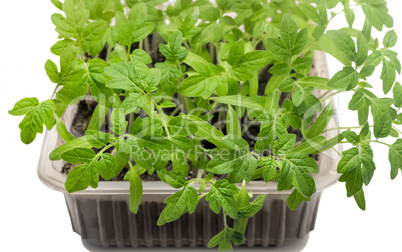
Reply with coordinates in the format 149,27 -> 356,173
115,3 -> 155,46
9,0 -> 402,249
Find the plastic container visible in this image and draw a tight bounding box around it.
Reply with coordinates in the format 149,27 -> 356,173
37,52 -> 340,248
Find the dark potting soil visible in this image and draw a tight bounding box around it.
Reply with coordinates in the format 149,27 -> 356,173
61,34 -> 319,182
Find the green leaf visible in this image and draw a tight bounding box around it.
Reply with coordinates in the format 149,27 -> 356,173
337,148 -> 360,173
186,115 -> 227,148
370,97 -> 394,123
292,167 -> 316,198
111,108 -> 128,135
383,30 -> 397,48
266,38 -> 290,58
275,134 -> 296,154
381,60 -> 396,94
306,102 -> 333,139
227,152 -> 257,183
393,82 -> 402,107
58,44 -> 84,87
389,139 -> 402,179
168,116 -> 198,137
49,137 -> 92,160
292,136 -> 327,155
228,40 -> 245,66
287,190 -> 308,210
356,32 -> 368,67
98,153 -> 117,180
339,165 -> 363,197
373,111 -> 392,138
50,0 -> 63,10
115,3 -> 155,46
361,153 -> 376,186
143,68 -> 161,93
269,62 -> 290,75
353,189 -> 366,210
299,76 -> 332,90
226,106 -> 241,137
262,157 -> 278,182
240,51 -> 273,70
360,65 -> 375,78
206,149 -> 256,183
61,147 -> 96,164
9,97 -> 39,116
128,166 -> 143,214
208,228 -> 244,251
216,135 -> 246,152
279,78 -> 295,92
159,185 -> 198,223
292,56 -> 313,74
255,119 -> 287,152
82,20 -> 108,45
130,49 -> 152,64
286,152 -> 319,173
50,39 -> 76,55
120,93 -> 141,115
344,8 -> 355,28
156,63 -> 181,95
278,160 -> 294,191
38,100 -> 55,130
348,90 -> 366,110
87,103 -> 108,131
18,106 -> 43,144
164,171 -> 186,189
206,180 -> 238,219
160,31 -> 188,61
178,75 -> 220,99
130,118 -> 162,138
362,2 -> 393,31
45,59 -> 60,83
237,194 -> 266,219
343,130 -> 360,145
327,30 -> 356,62
105,62 -> 149,91
280,14 -> 298,51
292,28 -> 308,55
65,164 -> 96,193
210,95 -> 264,109
365,51 -> 383,67
55,116 -> 75,142
327,67 -> 358,89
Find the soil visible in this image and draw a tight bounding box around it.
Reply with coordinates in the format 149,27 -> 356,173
61,34 -> 319,182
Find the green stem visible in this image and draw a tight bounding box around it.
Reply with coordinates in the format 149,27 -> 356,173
183,40 -> 191,50
197,169 -> 204,181
249,72 -> 259,97
169,105 -> 182,116
320,90 -> 344,103
145,93 -> 172,139
369,139 -> 391,147
139,39 -> 143,50
106,44 -> 112,62
332,146 -> 343,158
322,126 -> 372,133
209,43 -> 215,63
144,36 -> 150,55
218,105 -> 226,133
393,126 -> 402,135
318,90 -> 332,100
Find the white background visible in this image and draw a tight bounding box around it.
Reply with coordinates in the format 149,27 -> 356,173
1,1 -> 401,251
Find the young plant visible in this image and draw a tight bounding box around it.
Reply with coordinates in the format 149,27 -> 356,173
9,0 -> 401,250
